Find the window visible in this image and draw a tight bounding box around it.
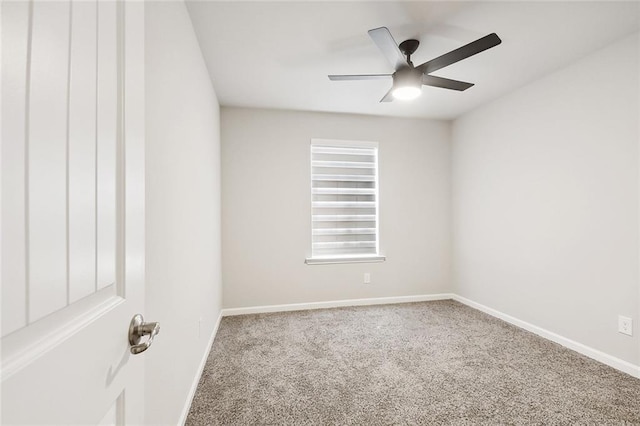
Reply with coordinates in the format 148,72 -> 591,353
305,139 -> 385,264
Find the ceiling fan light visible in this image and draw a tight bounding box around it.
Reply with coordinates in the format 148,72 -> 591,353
392,86 -> 421,100
391,68 -> 422,101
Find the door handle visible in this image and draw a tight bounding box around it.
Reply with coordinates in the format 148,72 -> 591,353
128,314 -> 160,355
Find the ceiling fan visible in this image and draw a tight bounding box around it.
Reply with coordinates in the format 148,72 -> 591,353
328,27 -> 502,102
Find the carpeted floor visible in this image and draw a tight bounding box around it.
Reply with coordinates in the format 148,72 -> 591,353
186,300 -> 640,425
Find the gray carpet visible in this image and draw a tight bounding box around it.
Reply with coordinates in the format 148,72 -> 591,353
186,300 -> 640,425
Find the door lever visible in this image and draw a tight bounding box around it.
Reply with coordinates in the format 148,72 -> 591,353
128,314 -> 160,355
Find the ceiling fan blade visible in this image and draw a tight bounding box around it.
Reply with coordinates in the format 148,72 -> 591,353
380,88 -> 394,103
368,27 -> 408,71
416,33 -> 502,75
422,75 -> 474,91
328,74 -> 392,81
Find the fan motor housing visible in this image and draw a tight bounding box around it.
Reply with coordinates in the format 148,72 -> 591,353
393,67 -> 422,89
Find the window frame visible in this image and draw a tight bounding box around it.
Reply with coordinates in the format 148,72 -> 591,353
305,138 -> 386,265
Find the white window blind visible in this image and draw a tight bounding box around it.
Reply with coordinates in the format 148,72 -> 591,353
308,140 -> 383,263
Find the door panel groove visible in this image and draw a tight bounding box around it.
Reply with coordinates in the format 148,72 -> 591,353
94,0 -> 100,295
23,0 -> 34,328
65,0 -> 73,307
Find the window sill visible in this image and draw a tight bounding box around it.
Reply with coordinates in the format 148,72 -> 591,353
305,255 -> 386,265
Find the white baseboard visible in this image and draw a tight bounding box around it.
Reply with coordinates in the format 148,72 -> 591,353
221,293 -> 455,317
178,311 -> 223,426
452,295 -> 640,379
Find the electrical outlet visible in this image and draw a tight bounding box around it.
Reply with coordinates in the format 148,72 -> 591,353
363,273 -> 371,284
618,316 -> 632,336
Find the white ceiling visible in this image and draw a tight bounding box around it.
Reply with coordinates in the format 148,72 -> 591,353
186,1 -> 640,120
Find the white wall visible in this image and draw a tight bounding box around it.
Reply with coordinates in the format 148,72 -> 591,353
452,33 -> 640,366
145,2 -> 222,424
221,107 -> 451,308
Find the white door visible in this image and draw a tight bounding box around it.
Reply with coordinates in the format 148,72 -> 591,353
1,0 -> 147,424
